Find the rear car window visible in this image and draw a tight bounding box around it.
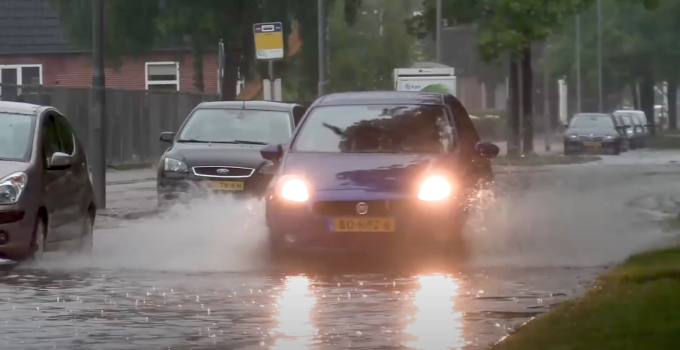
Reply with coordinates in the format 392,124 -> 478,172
292,104 -> 455,154
178,109 -> 292,144
0,112 -> 34,161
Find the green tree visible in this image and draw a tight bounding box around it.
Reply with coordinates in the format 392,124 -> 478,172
546,0 -> 670,133
49,0 -> 161,67
286,0 -> 364,100
326,0 -> 416,92
411,0 -> 592,155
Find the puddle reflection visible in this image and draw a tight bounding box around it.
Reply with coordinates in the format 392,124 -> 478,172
404,274 -> 465,350
270,276 -> 318,349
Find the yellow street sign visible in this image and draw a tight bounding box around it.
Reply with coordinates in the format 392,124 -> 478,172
253,22 -> 284,60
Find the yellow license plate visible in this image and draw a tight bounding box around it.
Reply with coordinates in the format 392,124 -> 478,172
332,217 -> 395,232
208,181 -> 244,191
583,141 -> 602,147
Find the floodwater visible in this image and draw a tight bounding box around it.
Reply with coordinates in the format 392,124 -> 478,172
1,150 -> 678,349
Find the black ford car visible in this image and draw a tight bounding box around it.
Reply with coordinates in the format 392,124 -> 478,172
157,101 -> 305,207
564,113 -> 626,155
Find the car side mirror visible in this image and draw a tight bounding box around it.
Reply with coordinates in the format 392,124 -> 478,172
261,143 -> 285,163
475,141 -> 500,159
49,152 -> 72,169
563,122 -> 569,129
160,132 -> 175,143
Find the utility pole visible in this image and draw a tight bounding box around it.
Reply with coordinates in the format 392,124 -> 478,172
576,14 -> 582,113
544,44 -> 551,152
318,0 -> 326,97
597,0 -> 603,112
436,0 -> 442,63
91,0 -> 106,209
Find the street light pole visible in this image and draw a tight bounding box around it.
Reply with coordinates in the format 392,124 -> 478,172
576,14 -> 582,113
318,0 -> 326,97
91,0 -> 106,209
597,0 -> 603,112
436,0 -> 442,63
544,44 -> 551,152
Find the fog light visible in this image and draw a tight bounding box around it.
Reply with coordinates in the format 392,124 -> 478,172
0,231 -> 9,245
284,234 -> 296,244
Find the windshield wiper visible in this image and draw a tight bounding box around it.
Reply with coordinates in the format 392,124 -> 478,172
177,139 -> 265,144
177,139 -> 212,143
230,140 -> 268,145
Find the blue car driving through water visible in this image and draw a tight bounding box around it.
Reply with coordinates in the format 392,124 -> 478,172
260,91 -> 499,256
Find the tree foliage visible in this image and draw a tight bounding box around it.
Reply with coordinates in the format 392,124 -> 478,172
50,0 -> 367,99
326,0 -> 416,93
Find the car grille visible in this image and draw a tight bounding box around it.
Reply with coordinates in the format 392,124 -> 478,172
578,136 -> 605,141
192,166 -> 254,177
313,200 -> 409,216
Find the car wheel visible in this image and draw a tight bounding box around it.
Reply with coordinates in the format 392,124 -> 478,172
30,216 -> 47,260
78,214 -> 94,253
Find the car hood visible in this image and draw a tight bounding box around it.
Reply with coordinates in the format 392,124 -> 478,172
566,128 -> 619,136
165,143 -> 269,168
281,153 -> 448,193
0,160 -> 29,179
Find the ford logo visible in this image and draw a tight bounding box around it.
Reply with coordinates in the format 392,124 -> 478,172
216,168 -> 230,174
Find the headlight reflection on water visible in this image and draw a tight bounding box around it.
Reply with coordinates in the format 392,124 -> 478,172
403,274 -> 465,350
270,276 -> 318,349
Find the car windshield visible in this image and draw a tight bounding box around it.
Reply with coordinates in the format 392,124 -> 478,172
177,109 -> 292,144
570,115 -> 614,129
292,104 -> 455,153
0,113 -> 34,161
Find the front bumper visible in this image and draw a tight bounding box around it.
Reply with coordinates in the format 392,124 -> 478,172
157,171 -> 272,204
564,138 -> 620,154
0,206 -> 36,259
265,190 -> 468,253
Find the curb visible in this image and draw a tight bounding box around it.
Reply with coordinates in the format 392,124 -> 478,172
106,178 -> 156,186
107,162 -> 157,171
97,208 -> 158,220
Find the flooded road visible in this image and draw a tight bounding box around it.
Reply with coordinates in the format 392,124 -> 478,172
1,150 -> 679,349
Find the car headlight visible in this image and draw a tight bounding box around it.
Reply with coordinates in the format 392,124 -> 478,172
279,177 -> 309,202
418,176 -> 451,201
627,129 -> 634,135
164,157 -> 188,172
0,172 -> 28,205
568,135 -> 578,139
605,135 -> 615,139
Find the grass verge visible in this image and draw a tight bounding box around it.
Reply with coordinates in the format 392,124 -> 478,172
646,133 -> 680,149
493,154 -> 601,166
491,246 -> 680,350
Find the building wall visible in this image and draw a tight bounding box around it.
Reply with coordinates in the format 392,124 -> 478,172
0,51 -> 219,93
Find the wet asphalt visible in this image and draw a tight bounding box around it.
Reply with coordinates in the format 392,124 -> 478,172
1,149 -> 680,349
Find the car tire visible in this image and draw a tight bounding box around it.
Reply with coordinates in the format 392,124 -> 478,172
78,214 -> 94,253
30,214 -> 47,261
613,142 -> 621,155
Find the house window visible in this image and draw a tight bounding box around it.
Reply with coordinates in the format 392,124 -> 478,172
145,62 -> 179,91
0,64 -> 43,100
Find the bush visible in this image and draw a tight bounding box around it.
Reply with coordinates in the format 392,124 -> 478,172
472,117 -> 506,141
